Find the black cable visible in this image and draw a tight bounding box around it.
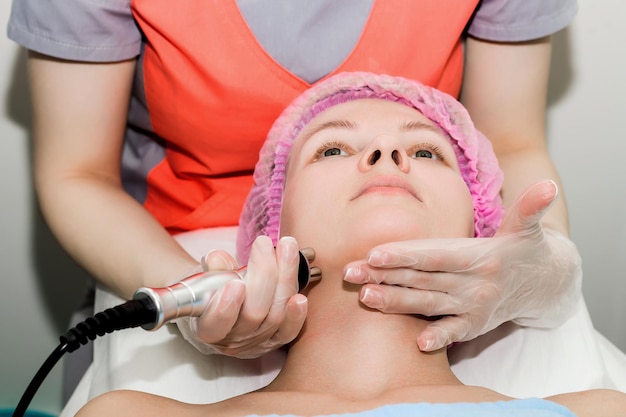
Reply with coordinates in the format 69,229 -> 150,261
12,343 -> 69,417
12,298 -> 157,417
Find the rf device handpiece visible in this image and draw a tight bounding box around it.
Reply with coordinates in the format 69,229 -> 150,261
133,248 -> 321,331
14,250 -> 322,417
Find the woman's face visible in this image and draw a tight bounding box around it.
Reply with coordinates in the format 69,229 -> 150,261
279,99 -> 474,265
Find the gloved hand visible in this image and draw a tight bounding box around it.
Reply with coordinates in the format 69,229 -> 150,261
343,180 -> 583,351
176,235 -> 308,358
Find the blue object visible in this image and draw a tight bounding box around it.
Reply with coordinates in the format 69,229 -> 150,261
244,399 -> 577,417
0,409 -> 56,417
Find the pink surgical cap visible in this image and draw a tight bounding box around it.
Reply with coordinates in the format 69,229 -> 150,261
237,72 -> 504,263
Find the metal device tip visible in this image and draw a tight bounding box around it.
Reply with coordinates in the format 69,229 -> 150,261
300,247 -> 316,262
309,267 -> 322,282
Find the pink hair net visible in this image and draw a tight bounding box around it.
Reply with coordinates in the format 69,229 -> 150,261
237,72 -> 504,263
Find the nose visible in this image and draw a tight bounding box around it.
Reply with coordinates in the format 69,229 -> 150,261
358,135 -> 410,173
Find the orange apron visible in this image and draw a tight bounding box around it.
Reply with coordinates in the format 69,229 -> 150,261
131,0 -> 479,233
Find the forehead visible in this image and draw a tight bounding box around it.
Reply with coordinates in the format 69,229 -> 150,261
302,98 -> 437,130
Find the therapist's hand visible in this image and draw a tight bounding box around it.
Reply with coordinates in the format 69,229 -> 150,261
176,235 -> 308,358
343,180 -> 582,351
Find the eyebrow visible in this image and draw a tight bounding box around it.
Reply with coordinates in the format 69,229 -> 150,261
399,120 -> 447,136
298,119 -> 358,144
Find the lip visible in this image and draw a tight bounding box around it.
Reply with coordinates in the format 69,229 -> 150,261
350,176 -> 420,200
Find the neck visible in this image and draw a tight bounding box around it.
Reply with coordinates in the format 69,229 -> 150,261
265,268 -> 461,400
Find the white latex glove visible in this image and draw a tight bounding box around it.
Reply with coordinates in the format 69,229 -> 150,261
176,235 -> 308,358
343,180 -> 582,351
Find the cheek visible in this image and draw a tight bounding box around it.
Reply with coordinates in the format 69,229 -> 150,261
278,184 -> 304,239
416,167 -> 474,237
279,174 -> 334,241
280,171 -> 351,259
439,180 -> 475,237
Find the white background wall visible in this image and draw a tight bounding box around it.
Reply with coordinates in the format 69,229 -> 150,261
547,0 -> 626,351
1,1 -> 625,415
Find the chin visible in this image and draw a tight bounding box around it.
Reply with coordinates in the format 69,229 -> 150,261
351,211 -> 430,242
322,226 -> 423,264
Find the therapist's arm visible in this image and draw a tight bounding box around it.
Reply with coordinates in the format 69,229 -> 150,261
28,52 -> 200,299
28,52 -> 306,357
461,36 -> 569,236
